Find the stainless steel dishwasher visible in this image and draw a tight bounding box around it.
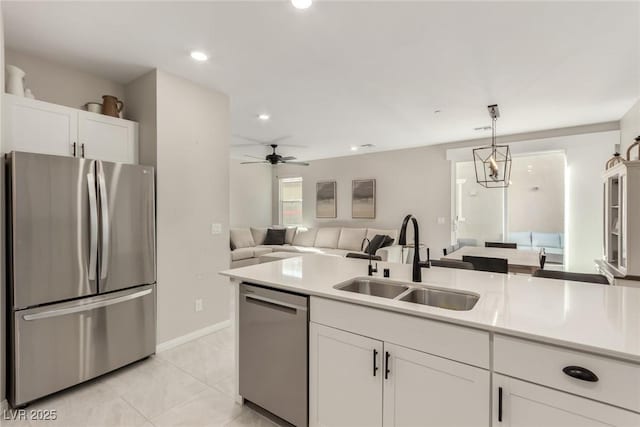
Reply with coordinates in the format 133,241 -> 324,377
239,283 -> 309,427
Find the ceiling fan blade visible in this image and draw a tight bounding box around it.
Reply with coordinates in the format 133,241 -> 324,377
274,143 -> 307,148
232,134 -> 266,144
244,154 -> 266,160
282,161 -> 310,166
240,161 -> 269,165
281,156 -> 297,161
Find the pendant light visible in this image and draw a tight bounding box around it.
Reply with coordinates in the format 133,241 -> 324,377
473,104 -> 512,188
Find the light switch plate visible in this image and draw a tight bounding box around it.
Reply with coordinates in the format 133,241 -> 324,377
211,223 -> 222,234
195,299 -> 203,312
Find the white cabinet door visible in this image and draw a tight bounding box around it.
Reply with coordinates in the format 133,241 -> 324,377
78,111 -> 138,164
3,94 -> 77,157
383,342 -> 490,427
310,322 -> 383,427
493,374 -> 640,427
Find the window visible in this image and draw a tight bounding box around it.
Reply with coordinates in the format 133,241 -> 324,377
279,177 -> 303,225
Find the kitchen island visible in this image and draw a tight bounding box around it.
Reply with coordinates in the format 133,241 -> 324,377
221,254 -> 640,426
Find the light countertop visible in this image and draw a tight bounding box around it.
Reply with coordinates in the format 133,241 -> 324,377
220,254 -> 640,363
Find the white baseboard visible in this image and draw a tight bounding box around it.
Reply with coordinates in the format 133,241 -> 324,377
156,319 -> 231,353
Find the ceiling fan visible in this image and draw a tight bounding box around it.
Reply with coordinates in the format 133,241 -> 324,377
241,144 -> 309,166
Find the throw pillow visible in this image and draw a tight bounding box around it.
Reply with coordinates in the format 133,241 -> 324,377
381,235 -> 395,248
365,234 -> 388,255
230,228 -> 256,249
264,228 -> 286,245
250,227 -> 268,246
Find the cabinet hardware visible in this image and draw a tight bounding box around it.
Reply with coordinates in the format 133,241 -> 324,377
562,366 -> 599,382
72,142 -> 77,157
373,349 -> 378,376
385,351 -> 390,379
498,387 -> 503,422
81,143 -> 86,158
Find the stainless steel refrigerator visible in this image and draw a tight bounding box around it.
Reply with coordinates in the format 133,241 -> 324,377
7,151 -> 157,407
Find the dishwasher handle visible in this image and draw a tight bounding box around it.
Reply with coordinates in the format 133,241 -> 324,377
242,292 -> 308,313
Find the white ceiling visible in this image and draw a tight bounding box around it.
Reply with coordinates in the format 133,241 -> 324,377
4,1 -> 639,161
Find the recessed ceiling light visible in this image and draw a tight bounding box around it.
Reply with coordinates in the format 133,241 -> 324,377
291,0 -> 312,9
190,51 -> 208,62
257,113 -> 271,121
350,146 -> 359,151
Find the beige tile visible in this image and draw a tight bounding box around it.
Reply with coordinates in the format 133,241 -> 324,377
159,337 -> 234,387
151,388 -> 243,427
104,356 -> 208,420
224,407 -> 279,427
211,374 -> 236,399
24,379 -> 148,427
199,328 -> 234,350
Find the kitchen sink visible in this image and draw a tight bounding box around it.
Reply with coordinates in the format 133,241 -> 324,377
335,279 -> 409,299
398,288 -> 479,311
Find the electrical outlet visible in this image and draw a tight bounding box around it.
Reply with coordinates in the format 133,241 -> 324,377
437,217 -> 446,225
195,299 -> 203,312
211,223 -> 222,235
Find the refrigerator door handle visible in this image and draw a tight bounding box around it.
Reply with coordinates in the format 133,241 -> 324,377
97,161 -> 110,280
22,288 -> 153,321
87,167 -> 98,281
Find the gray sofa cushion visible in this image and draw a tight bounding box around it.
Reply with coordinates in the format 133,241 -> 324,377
231,247 -> 254,261
338,228 -> 367,251
292,228 -> 317,247
315,227 -> 341,248
250,227 -> 268,246
532,232 -> 562,249
508,231 -> 532,247
230,228 -> 255,249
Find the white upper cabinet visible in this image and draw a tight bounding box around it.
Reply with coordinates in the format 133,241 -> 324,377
3,94 -> 77,157
309,322 -> 383,427
3,94 -> 138,164
493,374 -> 640,427
78,111 -> 138,163
383,342 -> 490,427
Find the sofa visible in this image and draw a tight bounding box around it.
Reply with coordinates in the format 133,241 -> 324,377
230,226 -> 403,268
508,231 -> 564,264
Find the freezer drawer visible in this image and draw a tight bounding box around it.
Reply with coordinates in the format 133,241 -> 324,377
239,283 -> 308,427
10,284 -> 156,407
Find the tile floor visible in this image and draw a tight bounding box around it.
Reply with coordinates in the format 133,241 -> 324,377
3,327 -> 280,427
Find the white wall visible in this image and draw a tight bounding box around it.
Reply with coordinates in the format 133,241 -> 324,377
274,144 -> 454,257
4,48 -> 125,112
155,70 -> 230,344
620,100 -> 640,159
230,160 -> 272,227
124,70 -> 157,167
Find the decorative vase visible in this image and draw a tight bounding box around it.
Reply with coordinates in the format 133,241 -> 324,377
626,136 -> 640,161
101,95 -> 123,118
5,65 -> 26,96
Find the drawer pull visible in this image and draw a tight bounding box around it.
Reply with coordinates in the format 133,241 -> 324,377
562,366 -> 599,382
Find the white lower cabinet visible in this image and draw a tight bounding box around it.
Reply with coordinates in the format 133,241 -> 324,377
493,374 -> 640,427
310,322 -> 490,427
384,342 -> 489,427
310,322 -> 383,427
